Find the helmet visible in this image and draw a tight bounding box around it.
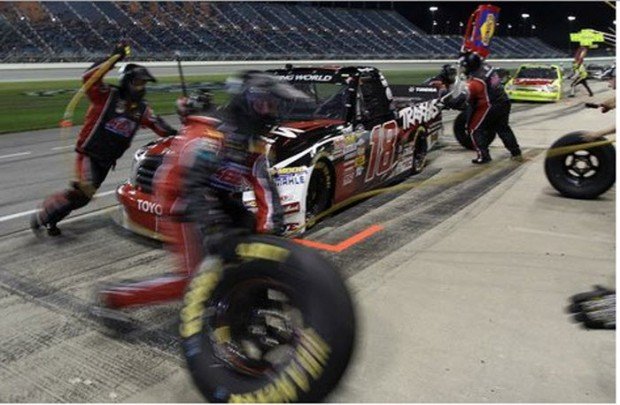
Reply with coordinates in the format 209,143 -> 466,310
458,52 -> 482,75
225,71 -> 310,135
440,64 -> 458,84
176,90 -> 212,118
119,63 -> 156,101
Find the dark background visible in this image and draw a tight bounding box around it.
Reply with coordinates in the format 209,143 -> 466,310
310,1 -> 616,54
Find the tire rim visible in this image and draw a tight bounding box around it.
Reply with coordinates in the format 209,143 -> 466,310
563,149 -> 600,185
209,278 -> 304,377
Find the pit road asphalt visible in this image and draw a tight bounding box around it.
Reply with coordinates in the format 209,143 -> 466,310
0,81 -> 614,402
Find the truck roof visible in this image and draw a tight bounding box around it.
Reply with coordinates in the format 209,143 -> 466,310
267,65 -> 382,84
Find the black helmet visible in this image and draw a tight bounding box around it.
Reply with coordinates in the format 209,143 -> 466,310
458,52 -> 482,75
440,64 -> 458,84
119,63 -> 156,101
225,71 -> 310,135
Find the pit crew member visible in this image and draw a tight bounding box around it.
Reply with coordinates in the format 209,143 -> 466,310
569,61 -> 594,98
458,52 -> 522,164
31,42 -> 178,236
95,72 -> 305,310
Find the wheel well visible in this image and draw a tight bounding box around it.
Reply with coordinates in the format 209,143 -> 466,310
410,126 -> 428,154
311,157 -> 335,201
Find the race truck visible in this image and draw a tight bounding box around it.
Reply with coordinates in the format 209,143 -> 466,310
116,66 -> 443,239
505,64 -> 563,102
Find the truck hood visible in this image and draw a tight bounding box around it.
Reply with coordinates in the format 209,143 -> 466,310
513,78 -> 556,86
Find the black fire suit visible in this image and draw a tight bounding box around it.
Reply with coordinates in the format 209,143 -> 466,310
466,64 -> 521,162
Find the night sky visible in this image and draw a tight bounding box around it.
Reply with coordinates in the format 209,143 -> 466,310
314,1 -> 616,54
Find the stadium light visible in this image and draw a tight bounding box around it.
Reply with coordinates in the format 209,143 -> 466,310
508,23 -> 512,29
429,6 -> 438,34
567,16 -> 576,53
532,24 -> 536,30
521,13 -> 530,35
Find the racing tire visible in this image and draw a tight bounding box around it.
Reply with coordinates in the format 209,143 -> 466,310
180,235 -> 356,403
544,132 -> 615,199
453,111 -> 474,150
411,129 -> 428,175
306,160 -> 333,220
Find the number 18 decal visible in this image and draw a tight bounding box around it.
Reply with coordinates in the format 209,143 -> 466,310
365,120 -> 398,182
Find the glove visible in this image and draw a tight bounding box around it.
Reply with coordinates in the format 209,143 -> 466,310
112,40 -> 131,60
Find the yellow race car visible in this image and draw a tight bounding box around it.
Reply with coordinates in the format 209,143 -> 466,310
505,64 -> 563,102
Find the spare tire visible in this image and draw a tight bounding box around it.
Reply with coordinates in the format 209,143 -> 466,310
453,111 -> 474,150
544,132 -> 615,199
180,235 -> 356,403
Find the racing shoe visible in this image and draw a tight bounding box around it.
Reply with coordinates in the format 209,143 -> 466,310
46,223 -> 61,237
511,154 -> 524,162
471,156 -> 492,165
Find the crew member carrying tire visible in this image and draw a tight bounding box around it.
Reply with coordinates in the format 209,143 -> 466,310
93,74 -> 357,403
95,71 -> 301,310
458,52 -> 522,164
31,42 -> 178,236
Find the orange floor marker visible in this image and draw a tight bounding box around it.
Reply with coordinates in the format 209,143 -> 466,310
294,224 -> 384,253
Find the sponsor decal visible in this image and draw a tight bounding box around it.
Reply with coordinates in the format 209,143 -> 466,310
408,86 -> 439,94
105,116 -> 137,137
179,271 -> 220,338
398,100 -> 441,131
137,198 -> 163,215
236,242 -> 290,262
283,202 -> 301,214
245,195 -> 295,209
275,173 -> 306,187
277,167 -> 306,175
277,74 -> 333,82
343,171 -> 354,186
344,134 -> 358,145
284,223 -> 301,233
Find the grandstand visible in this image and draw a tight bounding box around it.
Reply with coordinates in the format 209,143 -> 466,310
0,2 -> 566,63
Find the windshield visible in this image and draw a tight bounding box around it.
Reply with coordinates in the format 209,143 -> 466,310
516,67 -> 558,79
277,81 -> 348,121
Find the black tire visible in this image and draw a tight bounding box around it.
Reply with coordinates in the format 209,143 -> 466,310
411,126 -> 428,175
180,235 -> 356,403
453,111 -> 474,150
306,160 -> 333,219
544,132 -> 615,199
